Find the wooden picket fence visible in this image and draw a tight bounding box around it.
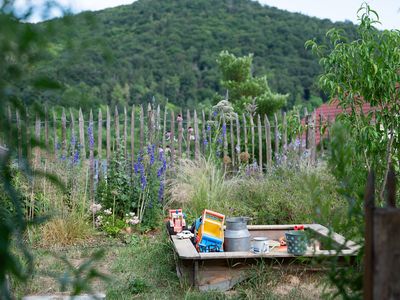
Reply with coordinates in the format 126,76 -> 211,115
4,104 -> 325,169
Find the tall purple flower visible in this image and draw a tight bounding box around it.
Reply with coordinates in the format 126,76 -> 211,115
222,123 -> 226,137
147,144 -> 155,166
203,138 -> 208,146
88,124 -> 94,150
72,148 -> 80,165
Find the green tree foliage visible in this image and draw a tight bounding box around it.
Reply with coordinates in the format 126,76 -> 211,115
217,51 -> 288,115
26,0 -> 358,110
306,3 -> 400,196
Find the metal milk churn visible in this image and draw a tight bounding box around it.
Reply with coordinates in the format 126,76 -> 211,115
224,217 -> 251,252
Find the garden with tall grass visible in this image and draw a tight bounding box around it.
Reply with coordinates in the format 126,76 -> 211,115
1,2 -> 400,300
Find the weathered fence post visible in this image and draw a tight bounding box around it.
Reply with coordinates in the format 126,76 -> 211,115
178,111 -> 183,159
236,114 -> 241,165
170,110 -> 175,166
52,110 -> 58,159
61,108 -> 67,160
79,108 -> 86,159
257,114 -> 262,172
250,114 -> 255,162
274,113 -> 279,162
194,110 -> 200,160
106,106 -> 111,166
114,106 -> 120,152
89,110 -> 95,215
201,110 -> 206,154
162,107 -> 167,153
139,105 -> 144,153
123,106 -> 128,159
282,112 -> 287,164
186,110 -> 191,159
265,115 -> 272,170
230,117 -> 235,166
131,105 -> 135,167
242,113 -> 248,154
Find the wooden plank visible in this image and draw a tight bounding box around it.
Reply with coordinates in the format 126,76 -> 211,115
114,106 -> 120,151
373,208 -> 400,300
364,170 -> 375,300
250,115 -> 255,162
34,114 -> 41,166
156,105 -> 161,145
202,110 -> 206,154
274,113 -> 279,161
257,114 -> 262,173
319,113 -> 324,157
61,109 -> 67,160
230,117 -> 235,166
52,110 -> 57,159
131,105 -> 135,167
147,103 -> 152,145
242,113 -> 248,154
310,111 -> 316,166
236,114 -> 241,165
44,107 -> 49,150
194,110 -> 200,160
186,109 -> 191,159
98,109 -> 102,160
208,111 -> 212,146
177,111 -> 183,159
222,114 -> 228,158
16,110 -> 22,163
170,110 -> 175,165
282,112 -> 287,164
69,109 -> 76,156
78,108 -> 86,159
123,106 -> 127,159
162,107 -> 167,152
171,235 -> 200,259
89,110 -> 95,209
139,105 -> 144,153
265,115 -> 272,170
106,106 -> 111,165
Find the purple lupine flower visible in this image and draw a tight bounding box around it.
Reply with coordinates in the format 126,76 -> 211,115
147,144 -> 155,166
71,135 -> 76,147
206,124 -> 211,132
213,111 -> 218,117
203,138 -> 208,146
88,124 -> 94,149
56,142 -> 61,150
140,171 -> 147,190
72,149 -> 80,165
217,137 -> 223,144
222,124 -> 226,136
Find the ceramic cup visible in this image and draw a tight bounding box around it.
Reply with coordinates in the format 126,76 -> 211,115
251,237 -> 276,253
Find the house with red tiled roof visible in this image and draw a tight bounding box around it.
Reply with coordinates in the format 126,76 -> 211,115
305,99 -> 374,144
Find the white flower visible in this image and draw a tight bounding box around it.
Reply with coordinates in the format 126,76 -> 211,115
129,212 -> 135,217
104,208 -> 112,215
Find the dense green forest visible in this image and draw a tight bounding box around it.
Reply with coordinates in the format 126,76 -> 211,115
28,0 -> 357,110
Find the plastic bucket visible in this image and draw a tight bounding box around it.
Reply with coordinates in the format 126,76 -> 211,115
285,230 -> 307,255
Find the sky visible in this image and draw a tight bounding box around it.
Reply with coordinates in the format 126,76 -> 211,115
14,0 -> 400,29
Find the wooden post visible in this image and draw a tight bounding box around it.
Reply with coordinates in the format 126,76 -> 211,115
98,109 -> 102,160
201,110 -> 206,154
44,107 -> 49,150
139,105 -> 144,153
265,115 -> 272,169
52,110 -> 57,159
319,113 -> 324,157
304,108 -> 310,150
274,113 -> 279,161
236,114 -> 241,165
106,106 -> 111,166
170,110 -> 175,165
123,106 -> 128,159
70,109 -> 76,156
61,109 -> 67,160
34,114 -> 41,167
89,110 -> 95,210
222,114 -> 228,158
114,106 -> 120,152
282,112 -> 287,164
131,105 -> 135,166
147,103 -> 153,145
186,110 -> 191,159
250,115 -> 255,162
194,110 -> 200,160
208,111 -> 212,146
242,113 -> 248,154
364,170 -> 375,300
230,117 -> 235,166
78,108 -> 86,159
162,107 -> 167,153
310,111 -> 316,166
178,111 -> 183,159
257,114 -> 262,172
156,105 -> 161,144
16,110 -> 22,164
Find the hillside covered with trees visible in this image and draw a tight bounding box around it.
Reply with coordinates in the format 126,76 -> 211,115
29,0 -> 358,110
